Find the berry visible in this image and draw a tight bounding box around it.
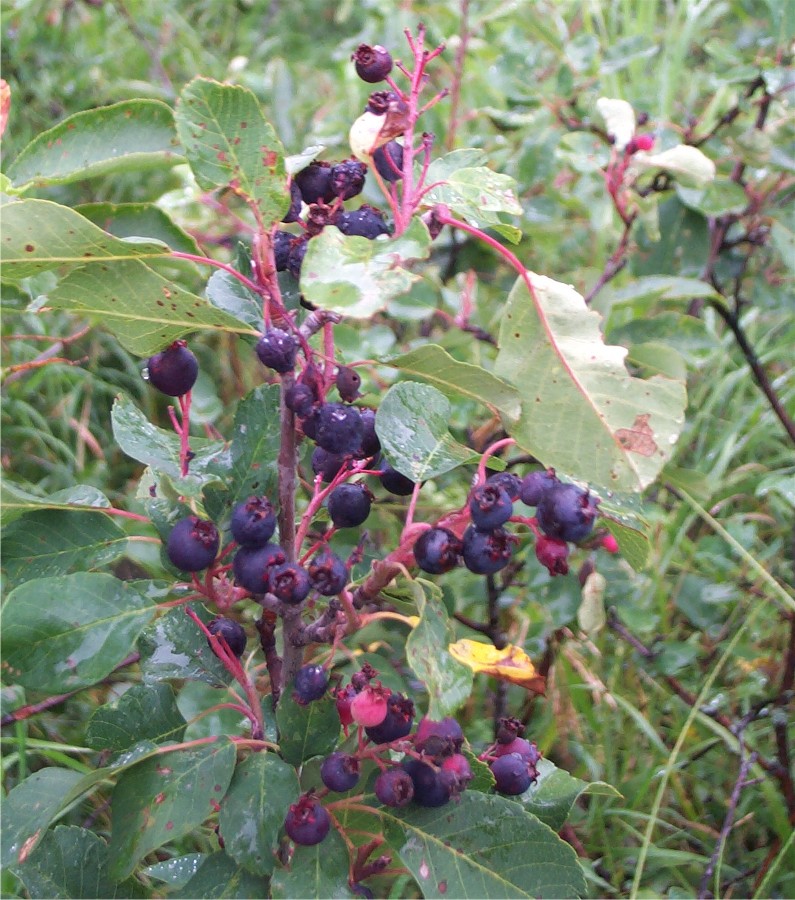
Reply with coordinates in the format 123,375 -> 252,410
285,382 -> 316,417
414,716 -> 464,757
284,795 -> 330,846
379,463 -> 415,496
328,483 -> 371,528
207,617 -> 247,658
490,752 -> 534,796
311,447 -> 347,483
487,471 -> 522,501
366,90 -> 406,117
320,752 -> 360,792
335,366 -> 362,402
629,133 -> 655,152
356,408 -> 381,458
230,496 -> 276,548
307,550 -> 348,596
365,692 -> 414,744
232,542 -> 285,593
352,44 -> 393,83
146,341 -> 198,397
372,140 -> 403,182
166,516 -> 219,572
495,716 -> 524,744
334,683 -> 358,729
493,737 -> 541,767
461,526 -> 514,575
602,533 -> 620,554
330,159 -> 367,200
413,528 -> 461,575
269,562 -> 311,605
350,685 -> 388,728
519,469 -> 558,507
287,235 -> 309,279
469,483 -> 513,530
315,402 -> 363,455
294,664 -> 329,704
295,162 -> 334,205
336,206 -> 389,239
374,767 -> 415,808
536,482 -> 599,543
403,758 -> 452,808
441,753 -> 473,790
535,534 -> 570,576
282,181 -> 302,223
255,328 -> 298,374
273,230 -> 293,271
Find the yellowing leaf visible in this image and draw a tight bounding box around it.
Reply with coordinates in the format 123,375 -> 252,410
448,639 -> 545,692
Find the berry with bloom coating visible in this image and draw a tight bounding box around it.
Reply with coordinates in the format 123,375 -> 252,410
328,483 -> 371,528
492,737 -> 541,766
146,341 -> 198,397
519,469 -> 558,507
207,617 -> 247,658
273,231 -> 294,271
230,496 -> 276,547
307,550 -> 348,596
352,44 -> 393,83
490,752 -> 535,795
315,403 -> 363,455
365,692 -> 414,744
372,140 -> 403,182
320,752 -> 361,792
461,526 -> 514,575
255,328 -> 298,374
335,366 -> 362,402
403,758 -> 452,808
441,753 -> 473,791
535,534 -> 570,576
536,482 -> 599,543
414,716 -> 464,757
295,162 -> 335,205
469,483 -> 513,530
413,528 -> 461,575
379,463 -> 415,496
232,542 -> 285,593
294,665 -> 329,704
285,382 -> 315,417
311,447 -> 347,484
167,516 -> 219,572
356,408 -> 381,459
269,562 -> 310,605
330,159 -> 367,200
282,181 -> 302,222
284,795 -> 330,845
487,471 -> 522,501
375,767 -> 415,807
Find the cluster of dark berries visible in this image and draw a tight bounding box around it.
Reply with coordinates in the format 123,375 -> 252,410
145,340 -> 198,397
480,717 -> 541,795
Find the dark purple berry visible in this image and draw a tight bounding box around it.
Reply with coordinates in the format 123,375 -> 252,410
273,231 -> 293,272
287,235 -> 309,279
536,482 -> 599,543
379,463 -> 415,496
352,43 -> 393,83
469,483 -> 513,530
330,159 -> 367,200
166,516 -> 219,572
230,496 -> 276,547
487,471 -> 522,501
232,542 -> 285,593
413,717 -> 464,757
441,753 -> 473,791
461,526 -> 514,575
255,328 -> 298,374
285,382 -> 316,417
307,550 -> 348,596
372,140 -> 403,182
519,469 -> 558,507
294,664 -> 329,704
207,617 -> 247,658
374,767 -> 414,808
282,181 -> 302,223
320,752 -> 360,792
535,534 -> 570,576
366,90 -> 406,117
493,737 -> 541,767
356,408 -> 381,458
311,447 -> 347,483
490,752 -> 534,795
146,341 -> 198,397
284,795 -> 330,845
294,161 -> 335,205
336,366 -> 362,402
403,758 -> 452,808
365,692 -> 414,744
336,205 -> 389,239
315,402 -> 363,455
269,562 -> 310,605
328,483 -> 371,528
413,528 -> 461,575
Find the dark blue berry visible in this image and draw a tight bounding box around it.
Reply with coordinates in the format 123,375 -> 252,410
356,408 -> 381,458
365,692 -> 414,744
282,181 -> 302,223
208,617 -> 247,658
461,526 -> 513,575
230,496 -> 276,547
403,758 -> 452,808
413,716 -> 464,757
284,795 -> 330,845
315,402 -> 363,455
493,737 -> 541,767
469,483 -> 513,530
285,382 -> 316,417
330,159 -> 367,200
295,162 -> 335,205
536,482 -> 599,543
336,205 -> 389,239
287,235 -> 309,279
273,231 -> 293,271
307,550 -> 348,596
372,140 -> 403,182
167,516 -> 219,572
490,752 -> 534,796
379,463 -> 415,496
146,341 -> 198,397
255,328 -> 298,374
353,44 -> 393,83
269,562 -> 310,605
320,752 -> 361,792
232,542 -> 285,593
374,767 -> 414,808
311,447 -> 347,483
336,366 -> 362,402
487,471 -> 522,501
413,528 -> 461,575
294,664 -> 329,704
328,483 -> 371,528
519,469 -> 558,507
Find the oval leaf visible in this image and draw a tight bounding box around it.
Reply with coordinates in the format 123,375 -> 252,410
448,639 -> 546,692
181,851 -> 269,899
275,693 -> 340,766
270,822 -> 350,899
85,682 -> 187,752
77,202 -> 202,255
521,758 -> 620,832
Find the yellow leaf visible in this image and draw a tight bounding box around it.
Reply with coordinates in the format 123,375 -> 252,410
448,639 -> 545,693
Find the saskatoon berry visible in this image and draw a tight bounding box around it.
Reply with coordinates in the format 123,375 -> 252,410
535,534 -> 570,576
330,159 -> 367,200
469,483 -> 513,530
230,496 -> 276,547
490,752 -> 534,796
284,795 -> 330,846
335,366 -> 362,402
441,753 -> 473,790
493,737 -> 541,767
167,516 -> 219,572
207,617 -> 247,658
334,683 -> 358,730
315,402 -> 363,455
413,528 -> 461,575
374,767 -> 415,808
352,43 -> 393,83
273,230 -> 293,272
328,483 -> 371,528
366,90 -> 406,117
146,341 -> 198,397
336,206 -> 390,239
536,482 -> 599,543
269,562 -> 311,605
372,140 -> 403,182
350,686 -> 388,728
320,752 -> 361,792
287,235 -> 309,279
282,181 -> 302,223
356,408 -> 381,458
365,692 -> 414,744
294,664 -> 329,704
285,382 -> 316,417
487,471 -> 522,501
403,758 -> 452,808
307,550 -> 348,596
255,328 -> 298,374
461,526 -> 514,575
311,447 -> 347,484
232,542 -> 285,593
414,716 -> 464,757
519,468 -> 558,508
294,161 -> 334,205
379,463 -> 415,496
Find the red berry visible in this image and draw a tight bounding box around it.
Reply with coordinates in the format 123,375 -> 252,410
601,533 -> 620,554
334,684 -> 358,729
350,685 -> 388,727
535,534 -> 570,576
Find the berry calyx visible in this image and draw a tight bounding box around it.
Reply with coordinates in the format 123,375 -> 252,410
255,328 -> 299,374
207,617 -> 247,658
307,550 -> 348,596
350,684 -> 388,727
536,482 -> 599,543
461,526 -> 514,575
374,767 -> 414,808
230,495 -> 276,548
487,471 -> 522,501
232,542 -> 285,593
293,664 -> 329,704
315,402 -> 363,455
352,44 -> 393,83
535,534 -> 570,576
468,483 -> 514,530
146,341 -> 198,397
328,483 -> 372,528
166,516 -> 220,572
284,795 -> 331,846
320,752 -> 361,792
269,562 -> 311,605
413,528 -> 461,575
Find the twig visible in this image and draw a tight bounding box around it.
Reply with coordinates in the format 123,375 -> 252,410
446,0 -> 470,151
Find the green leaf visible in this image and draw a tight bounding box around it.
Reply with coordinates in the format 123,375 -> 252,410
270,823 -> 350,899
406,580 -> 473,719
107,738 -> 237,880
275,693 -> 340,766
181,851 -> 269,898
598,491 -> 651,570
77,202 -> 201,255
85,683 -> 187,752
1,573 -> 155,693
1,508 -> 127,587
603,275 -> 722,310
206,268 -> 263,329
385,345 -> 521,420
47,258 -> 253,356
676,180 -> 749,217
0,199 -> 169,281
218,753 -> 300,876
6,100 -> 180,190
228,384 -> 282,508
175,77 -> 289,224
301,218 -> 431,318
13,826 -> 145,899
521,759 -> 620,831
376,382 -> 480,481
143,853 -> 203,888
422,165 -> 523,230
0,482 -> 111,527
495,275 -> 687,494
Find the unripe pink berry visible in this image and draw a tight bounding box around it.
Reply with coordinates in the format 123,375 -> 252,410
350,686 -> 388,727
